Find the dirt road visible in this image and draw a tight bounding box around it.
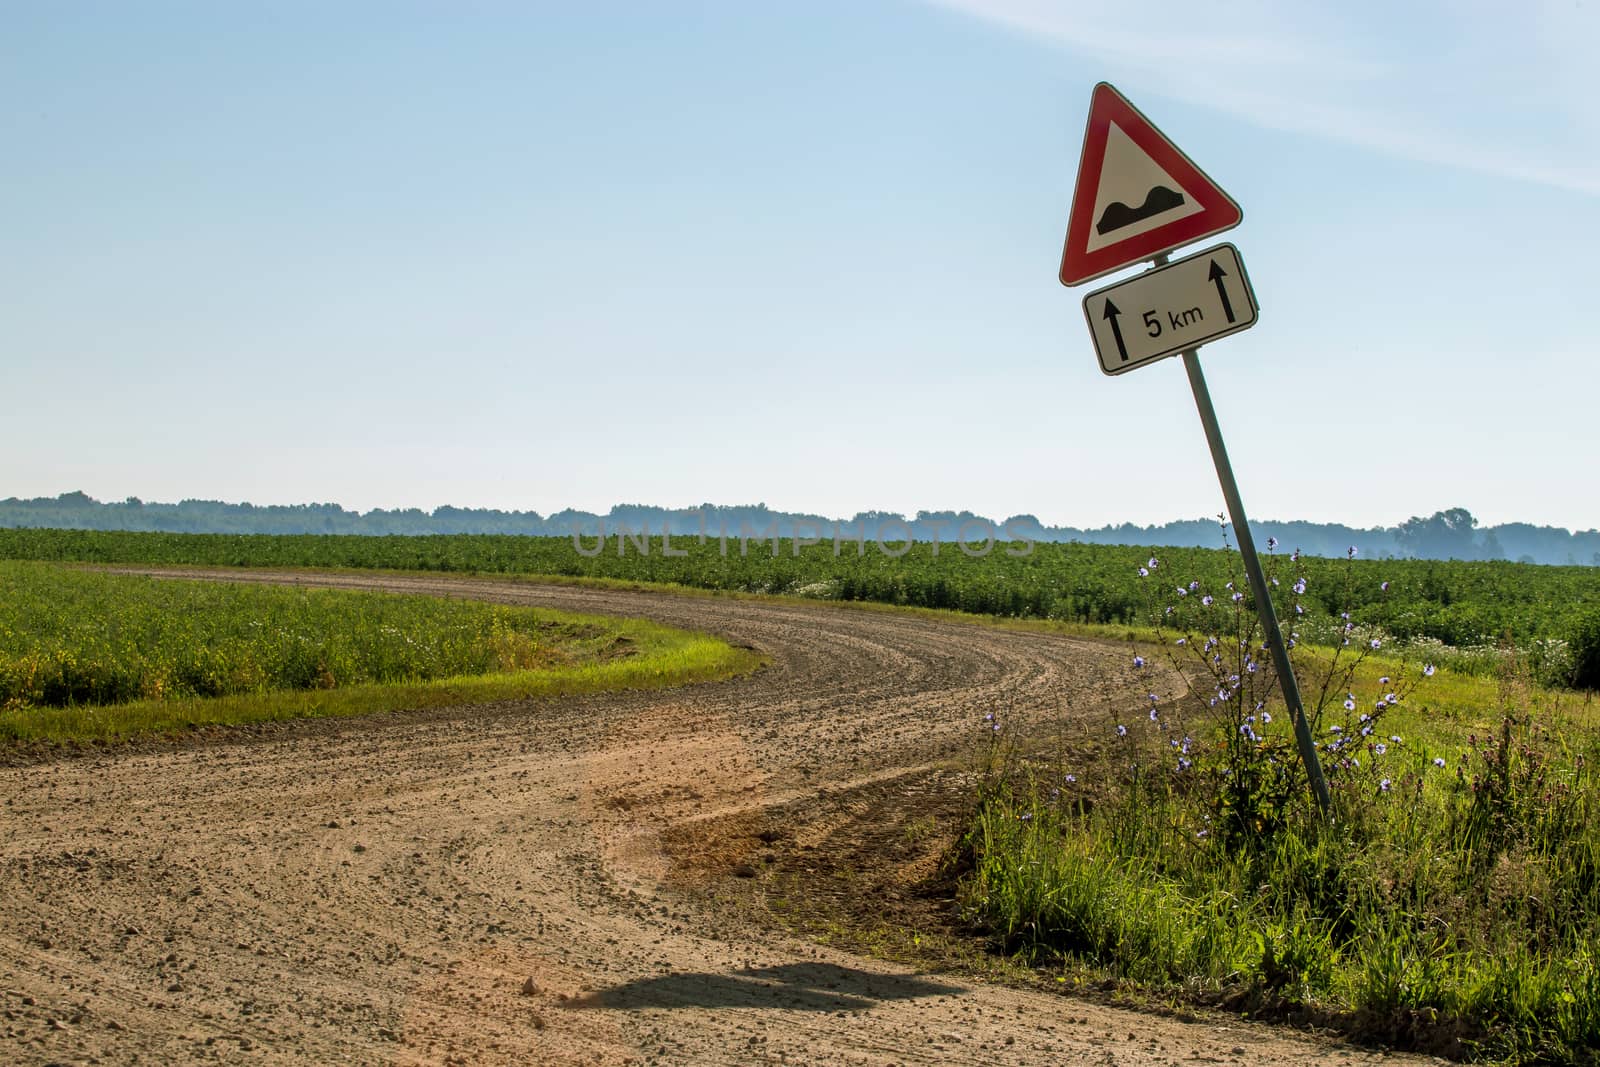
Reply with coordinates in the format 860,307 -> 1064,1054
0,572 -> 1432,1065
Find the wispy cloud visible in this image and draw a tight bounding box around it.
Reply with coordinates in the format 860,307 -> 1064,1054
928,0 -> 1600,196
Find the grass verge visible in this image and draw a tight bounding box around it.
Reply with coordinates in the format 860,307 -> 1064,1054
0,562 -> 763,746
961,648 -> 1600,1064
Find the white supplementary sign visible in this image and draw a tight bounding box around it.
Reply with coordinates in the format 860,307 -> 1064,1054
1080,243 -> 1258,376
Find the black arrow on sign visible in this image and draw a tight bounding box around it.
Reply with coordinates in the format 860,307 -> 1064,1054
1207,259 -> 1236,324
1102,299 -> 1129,362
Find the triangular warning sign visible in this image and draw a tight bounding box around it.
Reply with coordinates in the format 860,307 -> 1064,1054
1059,83 -> 1242,287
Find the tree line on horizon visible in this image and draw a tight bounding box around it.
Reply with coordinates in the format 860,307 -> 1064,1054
2,492 -> 1597,567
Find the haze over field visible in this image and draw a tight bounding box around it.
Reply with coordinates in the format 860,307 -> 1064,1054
5,3 -> 1597,528
5,492 -> 1597,566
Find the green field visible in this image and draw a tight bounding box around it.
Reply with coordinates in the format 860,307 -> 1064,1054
3,529 -> 1598,685
0,561 -> 759,744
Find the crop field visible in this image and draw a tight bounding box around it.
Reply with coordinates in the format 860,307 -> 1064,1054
0,561 -> 756,743
4,528 -> 1598,684
0,561 -> 604,707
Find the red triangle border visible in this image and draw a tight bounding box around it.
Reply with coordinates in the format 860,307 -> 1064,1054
1059,83 -> 1242,287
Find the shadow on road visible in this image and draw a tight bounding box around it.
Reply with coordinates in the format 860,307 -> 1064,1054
567,961 -> 965,1013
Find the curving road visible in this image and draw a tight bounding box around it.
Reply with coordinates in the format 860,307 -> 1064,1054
0,572 -> 1423,1065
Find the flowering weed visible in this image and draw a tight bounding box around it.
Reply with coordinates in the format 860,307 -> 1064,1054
961,546 -> 1600,1062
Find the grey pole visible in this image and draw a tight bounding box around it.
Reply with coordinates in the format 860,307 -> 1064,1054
1179,349 -> 1330,816
1152,249 -> 1330,817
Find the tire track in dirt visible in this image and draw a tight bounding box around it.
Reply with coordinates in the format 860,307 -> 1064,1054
0,571 -> 1430,1065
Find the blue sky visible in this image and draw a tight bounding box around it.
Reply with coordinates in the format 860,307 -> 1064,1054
5,1 -> 1598,529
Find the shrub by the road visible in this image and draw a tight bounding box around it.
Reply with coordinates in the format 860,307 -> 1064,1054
1571,608 -> 1600,691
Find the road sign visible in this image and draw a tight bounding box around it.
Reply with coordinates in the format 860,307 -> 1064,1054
1081,243 -> 1257,375
1056,85 -> 1330,814
1059,83 -> 1243,286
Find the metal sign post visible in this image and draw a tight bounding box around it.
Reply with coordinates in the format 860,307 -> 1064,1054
1178,343 -> 1332,817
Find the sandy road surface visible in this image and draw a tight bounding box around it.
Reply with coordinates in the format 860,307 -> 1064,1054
0,572 -> 1435,1066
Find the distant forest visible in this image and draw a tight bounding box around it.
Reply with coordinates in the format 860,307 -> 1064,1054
3,492 -> 1598,567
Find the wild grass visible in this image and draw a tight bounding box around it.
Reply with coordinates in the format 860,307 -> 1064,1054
960,549 -> 1600,1063
0,562 -> 761,745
